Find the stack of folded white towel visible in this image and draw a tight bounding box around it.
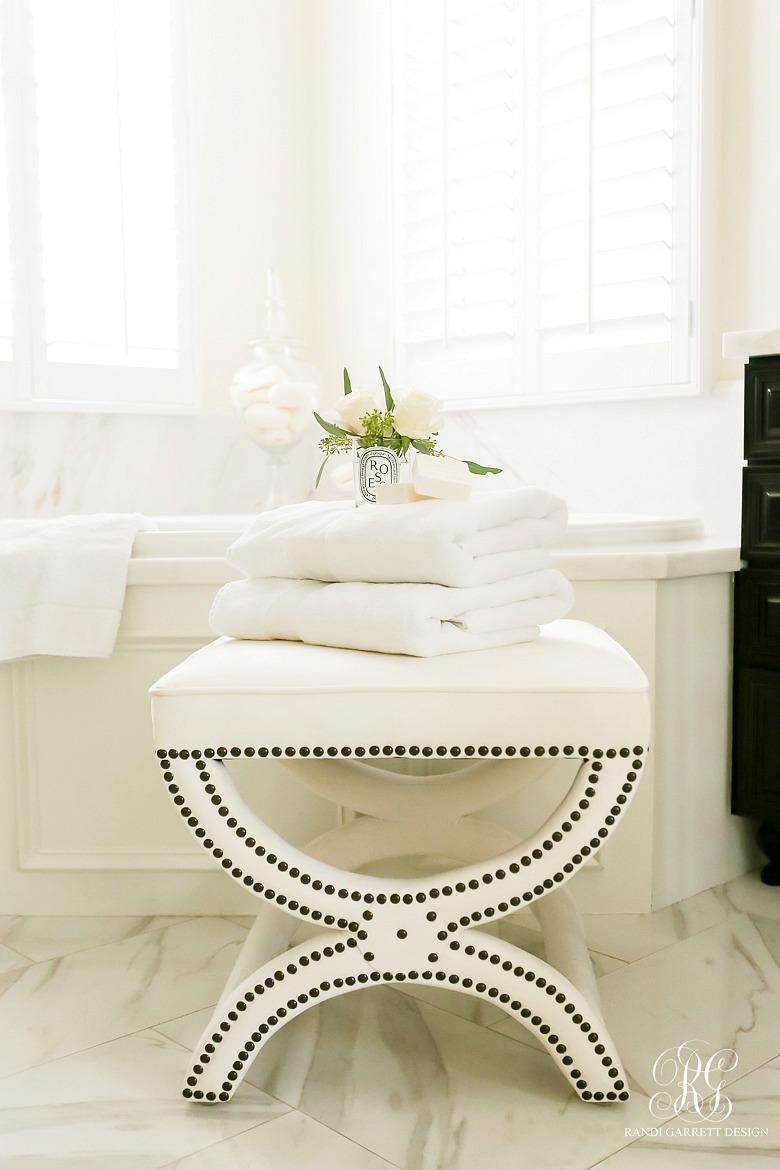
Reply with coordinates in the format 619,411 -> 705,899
210,489 -> 574,657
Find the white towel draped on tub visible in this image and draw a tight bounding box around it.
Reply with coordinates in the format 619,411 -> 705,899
226,489 -> 568,588
210,570 -> 575,657
0,514 -> 151,663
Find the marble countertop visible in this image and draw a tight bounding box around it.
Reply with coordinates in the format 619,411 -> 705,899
722,327 -> 780,359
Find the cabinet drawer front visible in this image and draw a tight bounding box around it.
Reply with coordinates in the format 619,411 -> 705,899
732,667 -> 780,819
742,468 -> 780,563
735,570 -> 780,667
745,356 -> 780,462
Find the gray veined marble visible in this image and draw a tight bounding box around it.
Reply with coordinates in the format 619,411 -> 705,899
0,1028 -> 286,1160
0,918 -> 247,1079
1,870 -> 780,1170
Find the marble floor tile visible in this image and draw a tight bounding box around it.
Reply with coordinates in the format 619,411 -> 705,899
0,1028 -> 287,1161
159,1110 -> 402,1169
594,915 -> 780,1098
0,916 -> 193,963
537,885 -> 739,966
0,943 -> 30,976
719,870 -> 780,921
158,987 -> 651,1170
749,914 -> 780,968
0,1159 -> 165,1169
593,1149 -> 777,1168
222,916 -> 255,931
0,918 -> 246,1079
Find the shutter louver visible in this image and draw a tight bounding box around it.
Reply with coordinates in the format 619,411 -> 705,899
393,0 -> 695,401
393,0 -> 517,400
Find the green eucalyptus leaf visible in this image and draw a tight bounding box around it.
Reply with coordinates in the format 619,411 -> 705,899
464,460 -> 502,476
378,365 -> 394,412
411,439 -> 430,454
315,453 -> 332,488
314,411 -> 350,439
343,367 -> 352,396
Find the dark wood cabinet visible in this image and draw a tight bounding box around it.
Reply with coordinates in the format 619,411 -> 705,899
733,354 -> 780,882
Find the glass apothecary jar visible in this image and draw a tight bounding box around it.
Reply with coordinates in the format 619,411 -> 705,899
230,271 -> 322,510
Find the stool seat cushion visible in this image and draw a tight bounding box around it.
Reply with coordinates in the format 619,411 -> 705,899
150,619 -> 649,754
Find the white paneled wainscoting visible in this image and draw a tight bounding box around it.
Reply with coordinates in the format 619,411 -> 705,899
0,515 -> 758,917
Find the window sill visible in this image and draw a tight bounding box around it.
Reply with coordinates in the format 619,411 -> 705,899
444,384 -> 706,412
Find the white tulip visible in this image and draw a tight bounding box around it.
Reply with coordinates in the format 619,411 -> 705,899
392,388 -> 443,439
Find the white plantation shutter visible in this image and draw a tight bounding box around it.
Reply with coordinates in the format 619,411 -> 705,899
0,0 -> 192,407
392,0 -> 697,402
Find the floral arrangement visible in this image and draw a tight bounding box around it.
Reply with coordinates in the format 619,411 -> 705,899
313,366 -> 501,487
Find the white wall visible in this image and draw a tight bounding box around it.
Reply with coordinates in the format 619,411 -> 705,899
186,0 -> 312,411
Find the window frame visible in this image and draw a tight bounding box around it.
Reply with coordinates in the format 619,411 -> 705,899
390,0 -> 711,411
0,0 -> 197,414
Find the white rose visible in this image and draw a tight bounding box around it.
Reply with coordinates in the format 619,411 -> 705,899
392,389 -> 443,439
332,389 -> 379,436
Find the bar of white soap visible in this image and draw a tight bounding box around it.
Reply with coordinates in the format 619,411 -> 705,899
375,481 -> 424,504
244,402 -> 290,431
269,381 -> 318,408
413,453 -> 472,500
233,363 -> 289,391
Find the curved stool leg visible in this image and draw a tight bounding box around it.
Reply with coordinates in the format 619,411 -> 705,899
183,931 -> 365,1103
185,926 -> 626,1105
218,905 -> 298,1008
428,929 -> 626,1102
531,886 -> 600,1009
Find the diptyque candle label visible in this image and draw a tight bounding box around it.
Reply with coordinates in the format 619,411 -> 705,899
357,446 -> 400,504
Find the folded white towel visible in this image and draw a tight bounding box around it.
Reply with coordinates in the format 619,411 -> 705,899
210,570 -> 574,657
226,489 -> 568,588
0,514 -> 151,663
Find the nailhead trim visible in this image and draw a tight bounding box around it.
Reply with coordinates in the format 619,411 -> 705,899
162,743 -> 646,763
180,954 -> 631,1104
161,743 -> 644,1104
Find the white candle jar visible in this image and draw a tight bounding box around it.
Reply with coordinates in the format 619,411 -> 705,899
353,445 -> 410,506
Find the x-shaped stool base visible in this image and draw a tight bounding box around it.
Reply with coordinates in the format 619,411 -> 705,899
158,743 -> 645,1105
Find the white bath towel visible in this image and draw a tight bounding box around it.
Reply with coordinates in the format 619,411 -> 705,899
210,569 -> 574,657
0,514 -> 151,663
226,489 -> 568,588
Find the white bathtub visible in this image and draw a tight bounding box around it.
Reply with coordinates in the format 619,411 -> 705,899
131,511 -> 707,559
1,513 -> 755,920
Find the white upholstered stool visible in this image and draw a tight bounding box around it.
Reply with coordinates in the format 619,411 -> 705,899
150,618 -> 649,1105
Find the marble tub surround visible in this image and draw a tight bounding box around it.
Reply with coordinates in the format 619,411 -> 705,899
0,871 -> 779,1169
0,410 -> 316,518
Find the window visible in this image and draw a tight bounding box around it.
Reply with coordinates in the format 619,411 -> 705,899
391,0 -> 699,404
0,0 -> 193,408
